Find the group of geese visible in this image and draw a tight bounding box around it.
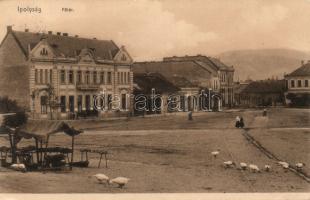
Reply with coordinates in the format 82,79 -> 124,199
211,150 -> 306,173
93,174 -> 130,189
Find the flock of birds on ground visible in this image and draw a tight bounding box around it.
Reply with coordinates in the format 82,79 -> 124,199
211,150 -> 306,173
8,149 -> 306,190
9,163 -> 130,189
93,173 -> 130,188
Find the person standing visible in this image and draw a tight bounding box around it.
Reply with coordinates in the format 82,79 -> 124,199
235,116 -> 240,128
188,111 -> 193,121
240,117 -> 244,128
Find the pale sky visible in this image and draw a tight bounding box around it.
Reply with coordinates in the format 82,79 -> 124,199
0,0 -> 309,61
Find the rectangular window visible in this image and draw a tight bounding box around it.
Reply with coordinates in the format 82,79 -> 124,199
93,71 -> 97,84
305,80 -> 309,87
44,69 -> 48,84
118,72 -> 121,84
85,71 -> 90,84
77,95 -> 83,112
291,80 -> 295,88
68,70 -> 74,84
60,70 -> 66,84
128,72 -> 130,83
49,69 -> 53,83
40,96 -> 47,114
85,95 -> 90,111
77,71 -> 82,84
40,69 -> 43,83
298,80 -> 302,87
35,69 -> 38,84
60,96 -> 66,113
69,96 -> 74,112
121,94 -> 126,110
107,72 -> 112,84
100,72 -> 105,84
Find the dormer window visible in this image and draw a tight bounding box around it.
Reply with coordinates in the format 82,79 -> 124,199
40,48 -> 48,56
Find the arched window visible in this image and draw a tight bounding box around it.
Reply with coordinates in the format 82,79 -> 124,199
121,54 -> 127,61
40,48 -> 48,56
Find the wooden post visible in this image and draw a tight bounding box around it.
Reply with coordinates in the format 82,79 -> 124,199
35,139 -> 39,164
105,153 -> 108,168
9,133 -> 17,164
40,141 -> 43,166
70,135 -> 75,169
43,136 -> 49,165
98,153 -> 103,168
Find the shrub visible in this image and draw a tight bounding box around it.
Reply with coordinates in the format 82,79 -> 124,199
0,96 -> 28,127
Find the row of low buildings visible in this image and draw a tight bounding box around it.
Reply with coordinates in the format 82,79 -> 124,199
0,26 -> 309,119
234,61 -> 310,108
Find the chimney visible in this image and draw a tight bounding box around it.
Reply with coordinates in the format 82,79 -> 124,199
301,60 -> 304,65
62,33 -> 68,36
7,26 -> 12,32
48,31 -> 52,35
57,32 -> 61,35
75,35 -> 78,37
25,29 -> 29,32
93,37 -> 97,40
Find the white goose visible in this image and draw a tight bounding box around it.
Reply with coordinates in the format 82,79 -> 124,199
211,150 -> 220,158
264,165 -> 271,172
93,173 -> 110,184
278,161 -> 289,169
223,161 -> 235,168
295,163 -> 305,171
10,164 -> 26,172
249,164 -> 260,173
240,162 -> 247,170
109,177 -> 130,188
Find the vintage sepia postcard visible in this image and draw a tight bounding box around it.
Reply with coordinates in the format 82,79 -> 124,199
0,0 -> 309,199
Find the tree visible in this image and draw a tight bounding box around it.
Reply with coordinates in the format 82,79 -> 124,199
31,84 -> 61,120
0,96 -> 28,163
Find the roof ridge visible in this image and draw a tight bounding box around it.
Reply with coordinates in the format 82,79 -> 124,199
12,30 -> 115,42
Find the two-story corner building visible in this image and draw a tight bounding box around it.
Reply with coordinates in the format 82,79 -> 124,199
133,60 -> 222,111
284,61 -> 310,106
163,55 -> 235,107
0,26 -> 133,119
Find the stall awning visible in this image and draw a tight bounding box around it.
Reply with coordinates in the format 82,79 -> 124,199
17,121 -> 82,142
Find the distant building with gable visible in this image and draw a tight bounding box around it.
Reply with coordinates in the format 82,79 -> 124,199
133,55 -> 234,111
284,61 -> 310,107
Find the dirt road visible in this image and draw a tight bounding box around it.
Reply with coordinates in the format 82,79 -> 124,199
0,108 -> 309,192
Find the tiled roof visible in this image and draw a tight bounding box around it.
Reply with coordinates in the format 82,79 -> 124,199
285,63 -> 310,77
163,55 -> 234,71
207,57 -> 234,71
240,80 -> 286,94
133,73 -> 179,94
12,31 -> 120,60
133,61 -> 212,88
234,83 -> 249,94
169,76 -> 198,88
